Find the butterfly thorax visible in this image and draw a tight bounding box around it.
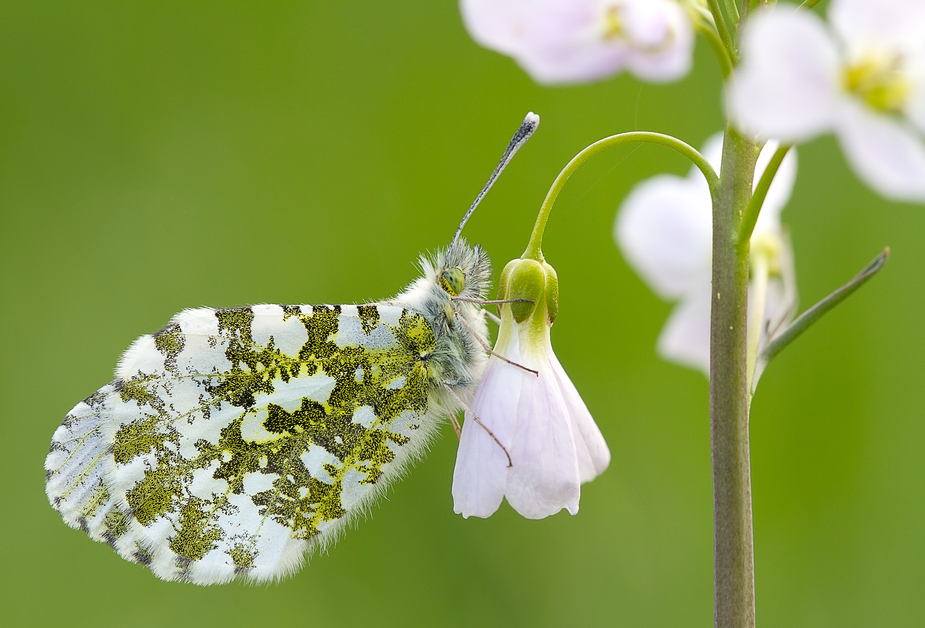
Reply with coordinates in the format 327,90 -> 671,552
384,238 -> 491,408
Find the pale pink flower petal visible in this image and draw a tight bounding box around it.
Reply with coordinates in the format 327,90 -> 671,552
460,0 -> 693,85
452,341 -> 523,519
698,132 -> 724,171
755,139 -> 798,230
829,0 -> 925,50
615,173 -> 712,299
619,0 -> 694,82
546,346 -> 610,482
656,287 -> 712,374
755,276 -> 794,348
506,354 -> 581,518
908,77 -> 925,133
461,0 -> 595,58
727,9 -> 840,141
834,100 -> 925,201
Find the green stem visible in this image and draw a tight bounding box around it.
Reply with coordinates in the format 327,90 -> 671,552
723,0 -> 741,28
711,126 -> 758,628
707,0 -> 738,62
524,132 -> 718,261
738,144 -> 791,247
799,0 -> 825,9
699,22 -> 735,78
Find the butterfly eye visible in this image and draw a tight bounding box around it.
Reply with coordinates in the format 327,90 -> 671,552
439,267 -> 466,296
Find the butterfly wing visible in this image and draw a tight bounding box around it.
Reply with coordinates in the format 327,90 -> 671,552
45,303 -> 443,584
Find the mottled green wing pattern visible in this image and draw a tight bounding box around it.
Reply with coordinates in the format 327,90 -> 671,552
45,303 -> 443,584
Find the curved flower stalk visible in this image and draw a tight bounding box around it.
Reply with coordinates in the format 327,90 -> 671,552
460,0 -> 695,85
727,0 -> 925,202
453,258 -> 610,519
615,133 -> 798,376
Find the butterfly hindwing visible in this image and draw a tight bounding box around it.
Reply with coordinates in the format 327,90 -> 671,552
46,302 -> 450,584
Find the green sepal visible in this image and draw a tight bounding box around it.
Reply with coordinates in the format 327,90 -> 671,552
505,259 -> 545,323
497,259 -> 517,305
543,263 -> 559,325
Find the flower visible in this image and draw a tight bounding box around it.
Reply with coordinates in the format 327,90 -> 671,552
614,133 -> 798,374
726,0 -> 925,202
452,257 -> 610,519
460,0 -> 695,85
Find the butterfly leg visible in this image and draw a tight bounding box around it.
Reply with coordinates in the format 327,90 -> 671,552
451,297 -> 534,306
443,384 -> 512,468
437,398 -> 463,438
449,413 -> 462,439
454,312 -> 538,376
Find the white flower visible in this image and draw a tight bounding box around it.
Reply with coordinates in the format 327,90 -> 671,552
727,0 -> 925,202
614,133 -> 798,374
460,0 -> 694,85
452,258 -> 610,519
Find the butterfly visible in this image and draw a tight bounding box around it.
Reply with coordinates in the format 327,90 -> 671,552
45,113 -> 539,585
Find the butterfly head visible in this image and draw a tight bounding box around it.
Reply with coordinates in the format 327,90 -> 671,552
438,267 -> 465,297
439,237 -> 491,302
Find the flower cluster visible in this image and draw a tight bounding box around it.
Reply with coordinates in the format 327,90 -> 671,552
727,0 -> 925,202
452,257 -> 610,518
615,133 -> 798,374
460,0 -> 695,84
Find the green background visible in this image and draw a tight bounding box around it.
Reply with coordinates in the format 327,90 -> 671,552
1,2 -> 922,626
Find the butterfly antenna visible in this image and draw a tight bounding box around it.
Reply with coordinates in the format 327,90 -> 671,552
449,112 -> 540,250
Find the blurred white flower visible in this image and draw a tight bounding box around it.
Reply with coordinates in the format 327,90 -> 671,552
460,0 -> 694,85
614,133 -> 798,374
452,258 -> 610,519
727,0 -> 925,202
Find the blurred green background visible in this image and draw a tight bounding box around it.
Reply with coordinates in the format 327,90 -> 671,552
2,2 -> 923,627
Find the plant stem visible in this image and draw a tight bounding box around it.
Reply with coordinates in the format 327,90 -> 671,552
699,22 -> 735,78
723,0 -> 740,27
738,144 -> 790,246
707,0 -> 737,61
711,126 -> 758,628
525,131 -> 718,260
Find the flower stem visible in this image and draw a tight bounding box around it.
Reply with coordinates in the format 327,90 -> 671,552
525,132 -> 719,261
738,144 -> 790,247
711,125 -> 758,628
723,0 -> 741,27
698,22 -> 735,78
706,0 -> 737,62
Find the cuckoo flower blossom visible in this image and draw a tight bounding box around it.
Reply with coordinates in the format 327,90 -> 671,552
453,258 -> 610,519
727,0 -> 925,202
460,0 -> 694,85
615,133 -> 798,375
